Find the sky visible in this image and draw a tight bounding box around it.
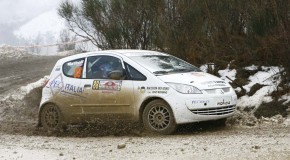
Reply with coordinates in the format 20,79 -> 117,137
0,0 -> 79,45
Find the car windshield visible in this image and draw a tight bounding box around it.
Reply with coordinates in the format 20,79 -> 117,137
129,55 -> 201,75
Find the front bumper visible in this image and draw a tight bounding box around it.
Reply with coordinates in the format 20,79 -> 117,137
164,90 -> 237,124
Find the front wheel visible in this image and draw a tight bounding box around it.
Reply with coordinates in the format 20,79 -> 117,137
40,104 -> 65,131
143,99 -> 177,135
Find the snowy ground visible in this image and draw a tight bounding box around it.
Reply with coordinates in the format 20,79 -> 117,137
0,46 -> 289,159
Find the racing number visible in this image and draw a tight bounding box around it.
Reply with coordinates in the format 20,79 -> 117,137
92,80 -> 99,90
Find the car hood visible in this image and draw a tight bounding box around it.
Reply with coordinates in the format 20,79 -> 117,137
157,72 -> 231,90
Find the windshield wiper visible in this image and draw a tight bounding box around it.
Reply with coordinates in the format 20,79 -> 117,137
153,71 -> 169,75
172,68 -> 193,73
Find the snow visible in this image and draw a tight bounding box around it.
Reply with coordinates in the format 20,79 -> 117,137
244,65 -> 258,71
237,87 -> 275,108
0,76 -> 48,121
218,65 -> 237,83
243,66 -> 282,92
0,44 -> 31,59
14,9 -> 66,45
237,66 -> 283,108
1,76 -> 48,101
199,64 -> 208,72
200,64 -> 286,110
20,76 -> 49,95
279,94 -> 290,105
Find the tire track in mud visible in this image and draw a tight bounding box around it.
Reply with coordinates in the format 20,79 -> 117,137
0,56 -> 62,95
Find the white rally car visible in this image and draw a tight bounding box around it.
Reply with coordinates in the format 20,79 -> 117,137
39,50 -> 237,134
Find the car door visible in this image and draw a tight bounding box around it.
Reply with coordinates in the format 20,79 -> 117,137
78,55 -> 134,117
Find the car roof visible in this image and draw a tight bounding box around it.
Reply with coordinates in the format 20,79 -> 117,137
57,49 -> 169,63
87,49 -> 169,57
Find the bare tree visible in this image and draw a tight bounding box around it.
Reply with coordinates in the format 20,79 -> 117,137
58,29 -> 77,52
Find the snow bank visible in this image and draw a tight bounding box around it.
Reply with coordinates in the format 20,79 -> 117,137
213,64 -> 289,126
218,64 -> 237,83
1,76 -> 48,101
243,66 -> 282,92
237,66 -> 283,108
279,93 -> 290,105
0,76 -> 48,121
20,76 -> 48,95
0,44 -> 32,59
237,86 -> 275,108
200,64 -> 285,110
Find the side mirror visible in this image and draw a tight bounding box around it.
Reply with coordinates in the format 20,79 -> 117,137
108,70 -> 124,80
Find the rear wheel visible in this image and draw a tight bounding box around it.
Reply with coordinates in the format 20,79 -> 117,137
143,99 -> 177,135
40,104 -> 65,131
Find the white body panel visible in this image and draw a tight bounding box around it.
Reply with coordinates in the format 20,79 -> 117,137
40,50 -> 237,124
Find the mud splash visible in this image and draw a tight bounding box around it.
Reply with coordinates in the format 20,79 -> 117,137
0,78 -> 289,137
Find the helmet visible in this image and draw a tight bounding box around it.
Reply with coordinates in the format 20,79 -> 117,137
99,63 -> 112,78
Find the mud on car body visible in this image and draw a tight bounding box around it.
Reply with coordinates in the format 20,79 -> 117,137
39,50 -> 237,134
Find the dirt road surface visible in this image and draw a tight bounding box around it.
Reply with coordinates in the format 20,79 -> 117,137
0,56 -> 61,94
0,55 -> 289,160
0,124 -> 289,160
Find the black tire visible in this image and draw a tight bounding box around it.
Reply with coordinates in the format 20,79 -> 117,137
40,104 -> 65,131
143,99 -> 177,135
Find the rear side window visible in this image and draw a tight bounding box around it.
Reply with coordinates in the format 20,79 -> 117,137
125,63 -> 147,81
62,58 -> 85,78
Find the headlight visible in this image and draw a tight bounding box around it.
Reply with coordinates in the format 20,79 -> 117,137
166,83 -> 202,94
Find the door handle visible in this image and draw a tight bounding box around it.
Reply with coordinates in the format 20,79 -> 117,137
84,84 -> 91,88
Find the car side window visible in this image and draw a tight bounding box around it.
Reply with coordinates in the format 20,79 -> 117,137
125,63 -> 147,81
63,58 -> 85,78
86,55 -> 124,79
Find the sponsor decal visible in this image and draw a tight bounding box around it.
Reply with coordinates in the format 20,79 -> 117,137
54,66 -> 61,71
145,86 -> 169,94
67,60 -> 84,66
49,79 -> 63,89
46,74 -> 64,95
192,100 -> 210,105
92,80 -> 99,90
201,81 -> 226,85
217,99 -> 231,106
92,80 -> 121,91
64,84 -> 83,93
201,81 -> 226,87
46,74 -> 84,97
138,86 -> 146,94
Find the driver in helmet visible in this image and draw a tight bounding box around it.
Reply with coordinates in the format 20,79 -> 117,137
99,62 -> 113,79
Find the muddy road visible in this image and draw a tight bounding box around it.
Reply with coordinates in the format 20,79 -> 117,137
0,55 -> 289,160
0,56 -> 62,94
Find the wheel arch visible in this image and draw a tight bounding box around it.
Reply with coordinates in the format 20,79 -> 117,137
37,102 -> 61,127
138,96 -> 172,123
